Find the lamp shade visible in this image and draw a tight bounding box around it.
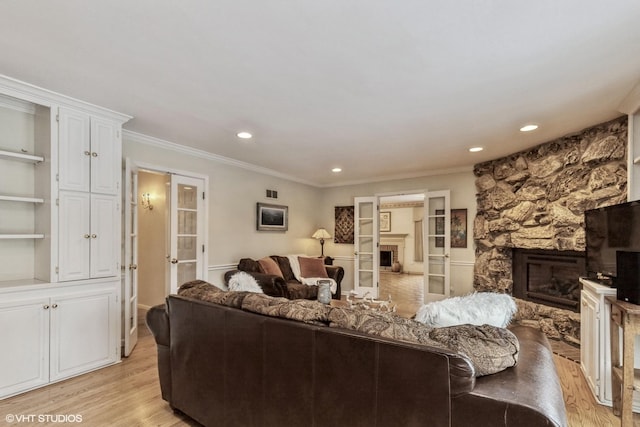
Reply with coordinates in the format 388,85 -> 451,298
312,228 -> 331,240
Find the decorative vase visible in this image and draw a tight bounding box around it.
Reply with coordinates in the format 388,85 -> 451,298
392,261 -> 402,273
317,281 -> 332,304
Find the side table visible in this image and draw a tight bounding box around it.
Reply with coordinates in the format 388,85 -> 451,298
607,296 -> 640,426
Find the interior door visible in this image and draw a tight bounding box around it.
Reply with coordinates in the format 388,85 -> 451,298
354,196 -> 379,298
169,174 -> 205,294
122,158 -> 138,357
424,190 -> 451,302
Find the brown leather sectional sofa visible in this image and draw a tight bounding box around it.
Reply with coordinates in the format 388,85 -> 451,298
224,256 -> 344,299
147,287 -> 567,426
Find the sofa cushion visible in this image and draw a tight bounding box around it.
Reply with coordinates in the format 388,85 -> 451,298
227,271 -> 264,293
298,256 -> 329,278
178,280 -> 249,308
258,257 -> 284,277
241,293 -> 330,325
414,292 -> 517,328
271,255 -> 297,282
327,306 -> 518,377
429,324 -> 520,376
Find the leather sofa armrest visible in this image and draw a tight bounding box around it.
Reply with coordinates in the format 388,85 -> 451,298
325,265 -> 344,299
146,304 -> 169,346
224,269 -> 289,298
146,304 -> 172,403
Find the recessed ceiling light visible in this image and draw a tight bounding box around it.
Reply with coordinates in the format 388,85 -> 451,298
469,147 -> 483,153
520,124 -> 538,132
237,131 -> 252,139
332,167 -> 342,173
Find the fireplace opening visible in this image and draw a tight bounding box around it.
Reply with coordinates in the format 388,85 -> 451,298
380,250 -> 393,267
512,249 -> 585,312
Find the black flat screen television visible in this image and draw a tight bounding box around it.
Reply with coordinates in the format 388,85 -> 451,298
585,200 -> 640,281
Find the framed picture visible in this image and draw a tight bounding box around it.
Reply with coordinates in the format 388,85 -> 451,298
380,211 -> 391,232
256,202 -> 288,231
334,206 -> 354,244
434,209 -> 468,248
451,209 -> 468,248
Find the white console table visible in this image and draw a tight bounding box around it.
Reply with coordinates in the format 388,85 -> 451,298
580,278 -> 640,411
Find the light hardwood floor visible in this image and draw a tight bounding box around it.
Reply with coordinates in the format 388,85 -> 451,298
0,281 -> 636,426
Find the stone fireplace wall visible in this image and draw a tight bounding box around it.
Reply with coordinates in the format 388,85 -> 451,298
473,116 -> 628,344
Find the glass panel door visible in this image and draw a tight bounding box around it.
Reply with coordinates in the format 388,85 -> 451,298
169,175 -> 205,294
424,190 -> 450,302
122,158 -> 138,357
354,196 -> 379,298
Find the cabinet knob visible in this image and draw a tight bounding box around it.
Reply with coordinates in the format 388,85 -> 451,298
91,234 -> 97,239
84,151 -> 91,156
84,234 -> 90,239
52,303 -> 58,309
91,152 -> 98,157
43,304 -> 50,310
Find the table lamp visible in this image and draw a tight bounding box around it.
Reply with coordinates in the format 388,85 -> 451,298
312,228 -> 332,257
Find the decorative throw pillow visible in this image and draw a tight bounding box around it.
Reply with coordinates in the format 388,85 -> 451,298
227,271 -> 264,293
298,256 -> 328,278
258,257 -> 284,277
428,324 -> 520,376
414,292 -> 517,328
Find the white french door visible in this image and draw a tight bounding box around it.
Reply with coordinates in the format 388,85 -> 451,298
424,190 -> 451,302
168,174 -> 206,294
122,158 -> 138,357
354,196 -> 379,299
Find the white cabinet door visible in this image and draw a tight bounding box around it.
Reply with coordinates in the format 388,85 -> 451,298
0,296 -> 50,397
58,108 -> 91,192
580,289 -> 599,397
58,192 -> 118,281
90,194 -> 119,278
58,191 -> 91,281
49,289 -> 118,381
59,108 -> 120,195
90,117 -> 120,195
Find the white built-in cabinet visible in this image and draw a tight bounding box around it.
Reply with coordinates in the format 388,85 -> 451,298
0,75 -> 130,400
580,278 -> 640,412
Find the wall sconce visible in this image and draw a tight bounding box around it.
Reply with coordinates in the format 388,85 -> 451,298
141,193 -> 153,210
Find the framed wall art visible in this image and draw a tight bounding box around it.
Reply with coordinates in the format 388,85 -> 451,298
380,211 -> 391,232
256,202 -> 288,231
334,206 -> 354,243
451,208 -> 468,248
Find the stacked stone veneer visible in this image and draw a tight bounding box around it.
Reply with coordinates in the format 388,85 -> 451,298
473,116 -> 628,345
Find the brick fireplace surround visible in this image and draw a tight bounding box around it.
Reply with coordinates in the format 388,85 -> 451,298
473,116 -> 627,346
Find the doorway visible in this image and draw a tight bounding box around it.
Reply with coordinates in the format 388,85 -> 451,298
122,160 -> 208,357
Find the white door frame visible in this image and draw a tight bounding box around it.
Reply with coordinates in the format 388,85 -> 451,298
121,159 -> 208,355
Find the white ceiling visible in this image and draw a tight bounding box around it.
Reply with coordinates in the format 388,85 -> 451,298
1,1 -> 639,187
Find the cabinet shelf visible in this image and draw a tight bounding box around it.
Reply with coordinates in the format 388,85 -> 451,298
0,195 -> 45,203
0,149 -> 44,163
0,234 -> 45,239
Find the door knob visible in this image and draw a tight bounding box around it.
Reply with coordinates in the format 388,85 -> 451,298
170,258 -> 178,264
129,264 -> 138,270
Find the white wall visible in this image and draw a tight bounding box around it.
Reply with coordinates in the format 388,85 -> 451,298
123,132 -> 324,287
319,171 -> 477,296
137,171 -> 169,307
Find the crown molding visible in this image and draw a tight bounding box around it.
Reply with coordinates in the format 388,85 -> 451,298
321,165 -> 474,188
0,73 -> 132,124
0,93 -> 36,114
123,130 -> 318,187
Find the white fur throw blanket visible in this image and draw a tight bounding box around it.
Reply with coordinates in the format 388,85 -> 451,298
414,292 -> 517,328
287,254 -> 337,294
227,271 -> 264,293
